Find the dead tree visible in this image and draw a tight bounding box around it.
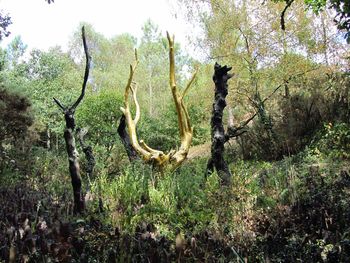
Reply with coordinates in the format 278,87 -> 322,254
120,33 -> 197,170
53,26 -> 91,214
207,63 -> 233,186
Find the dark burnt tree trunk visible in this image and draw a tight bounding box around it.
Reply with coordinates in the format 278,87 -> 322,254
53,26 -> 91,214
118,114 -> 138,162
207,63 -> 233,185
63,113 -> 85,213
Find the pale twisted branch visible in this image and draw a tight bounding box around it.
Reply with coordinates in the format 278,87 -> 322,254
120,33 -> 197,169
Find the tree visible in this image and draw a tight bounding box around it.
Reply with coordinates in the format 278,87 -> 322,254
137,20 -> 192,118
0,11 -> 12,41
207,63 -> 233,185
6,36 -> 27,67
0,87 -> 33,148
138,20 -> 168,117
53,27 -> 91,214
0,85 -> 33,175
25,46 -> 81,150
121,33 -> 197,170
76,89 -> 124,150
274,0 -> 350,42
69,23 -> 136,93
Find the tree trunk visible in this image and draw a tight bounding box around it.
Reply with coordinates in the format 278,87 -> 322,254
207,63 -> 233,185
53,26 -> 91,215
63,117 -> 84,214
56,133 -> 59,151
118,114 -> 139,162
46,126 -> 51,150
149,83 -> 153,117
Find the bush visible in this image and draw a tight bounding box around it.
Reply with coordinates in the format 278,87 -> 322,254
239,71 -> 350,161
76,88 -> 124,149
138,101 -> 210,152
314,122 -> 350,159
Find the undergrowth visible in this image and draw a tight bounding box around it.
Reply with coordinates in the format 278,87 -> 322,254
1,122 -> 350,262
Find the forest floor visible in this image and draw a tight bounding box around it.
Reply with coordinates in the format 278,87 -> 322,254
187,142 -> 211,160
1,150 -> 350,262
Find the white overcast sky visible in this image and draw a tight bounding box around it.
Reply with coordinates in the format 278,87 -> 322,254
0,0 -> 192,51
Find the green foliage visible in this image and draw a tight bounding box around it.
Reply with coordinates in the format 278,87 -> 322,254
0,11 -> 12,41
76,89 -> 123,148
137,99 -> 209,152
2,7 -> 350,261
23,46 -> 82,142
6,35 -> 27,66
304,0 -> 327,13
69,23 -> 136,92
0,86 -> 33,144
88,158 -> 241,237
273,0 -> 350,42
314,122 -> 350,159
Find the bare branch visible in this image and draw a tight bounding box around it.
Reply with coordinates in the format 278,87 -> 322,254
72,26 -> 91,110
280,0 -> 295,31
120,33 -> 195,169
238,27 -> 251,56
225,112 -> 257,142
139,140 -> 164,155
130,85 -> 140,125
53,97 -> 66,111
181,68 -> 198,100
167,32 -> 176,91
167,31 -> 184,139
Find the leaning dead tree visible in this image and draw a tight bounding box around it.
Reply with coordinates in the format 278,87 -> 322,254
207,63 -> 233,185
53,26 -> 91,214
120,33 -> 197,170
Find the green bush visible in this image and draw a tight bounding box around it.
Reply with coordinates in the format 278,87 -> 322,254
76,88 -> 124,148
138,101 -> 210,152
314,122 -> 350,159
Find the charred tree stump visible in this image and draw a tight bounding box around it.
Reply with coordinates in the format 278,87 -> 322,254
207,63 -> 233,186
53,26 -> 91,214
117,114 -> 139,162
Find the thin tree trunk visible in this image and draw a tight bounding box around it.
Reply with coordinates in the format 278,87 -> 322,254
63,117 -> 84,214
227,105 -> 234,128
207,63 -> 233,185
46,126 -> 51,150
56,133 -> 59,151
321,13 -> 329,66
149,83 -> 153,117
53,26 -> 91,214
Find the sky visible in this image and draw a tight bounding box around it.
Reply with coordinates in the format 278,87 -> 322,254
0,0 -> 192,51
